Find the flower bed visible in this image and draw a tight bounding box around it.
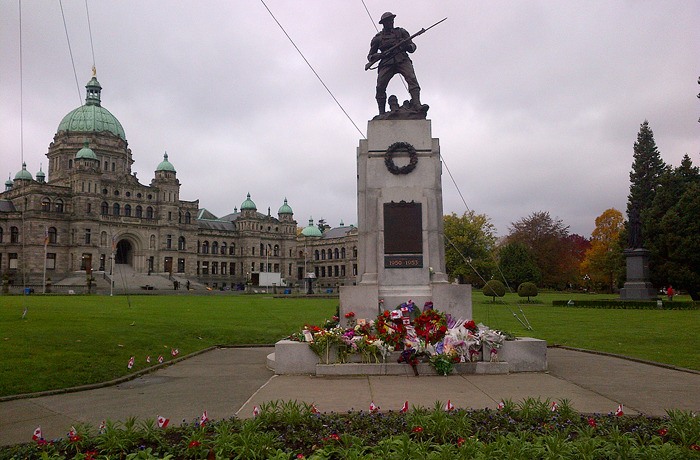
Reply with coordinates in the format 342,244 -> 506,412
5,400 -> 698,458
278,301 -> 546,375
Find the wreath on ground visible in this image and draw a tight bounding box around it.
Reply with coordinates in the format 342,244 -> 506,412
384,141 -> 418,175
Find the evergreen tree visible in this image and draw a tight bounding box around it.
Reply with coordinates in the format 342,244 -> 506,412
645,154 -> 700,299
626,120 -> 667,248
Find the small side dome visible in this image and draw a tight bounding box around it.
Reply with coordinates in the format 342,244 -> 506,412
14,162 -> 33,181
76,141 -> 98,160
156,152 -> 176,172
278,198 -> 293,215
301,217 -> 323,237
5,175 -> 13,190
241,193 -> 257,211
36,167 -> 46,183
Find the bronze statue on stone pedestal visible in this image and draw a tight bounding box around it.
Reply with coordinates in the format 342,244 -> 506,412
366,13 -> 445,120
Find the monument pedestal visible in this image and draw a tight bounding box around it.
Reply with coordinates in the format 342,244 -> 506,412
620,248 -> 657,300
339,119 -> 472,323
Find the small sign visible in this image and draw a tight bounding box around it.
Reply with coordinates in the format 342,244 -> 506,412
385,255 -> 423,268
303,330 -> 314,342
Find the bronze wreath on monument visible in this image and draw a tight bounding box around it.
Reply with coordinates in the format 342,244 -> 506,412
384,142 -> 418,175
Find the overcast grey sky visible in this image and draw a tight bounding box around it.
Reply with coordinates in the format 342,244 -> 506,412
1,1 -> 697,237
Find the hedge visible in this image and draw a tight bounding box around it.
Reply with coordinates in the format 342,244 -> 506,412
552,299 -> 699,310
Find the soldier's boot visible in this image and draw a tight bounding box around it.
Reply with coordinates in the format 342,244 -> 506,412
409,89 -> 422,109
377,97 -> 387,114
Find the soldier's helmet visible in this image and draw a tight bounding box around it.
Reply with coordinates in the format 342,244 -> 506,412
379,12 -> 396,24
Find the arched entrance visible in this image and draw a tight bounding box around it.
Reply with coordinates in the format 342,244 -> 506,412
115,239 -> 133,265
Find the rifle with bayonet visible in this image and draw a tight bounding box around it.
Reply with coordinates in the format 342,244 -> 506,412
364,17 -> 447,71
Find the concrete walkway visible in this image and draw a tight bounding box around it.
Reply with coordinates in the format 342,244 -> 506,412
2,347 -> 699,446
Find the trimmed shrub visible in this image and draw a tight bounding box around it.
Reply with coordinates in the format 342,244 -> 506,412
517,282 -> 538,301
482,280 -> 506,302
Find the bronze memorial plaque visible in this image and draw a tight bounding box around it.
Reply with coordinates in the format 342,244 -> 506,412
384,201 -> 423,268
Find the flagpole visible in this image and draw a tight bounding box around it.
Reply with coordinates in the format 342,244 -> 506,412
42,227 -> 48,294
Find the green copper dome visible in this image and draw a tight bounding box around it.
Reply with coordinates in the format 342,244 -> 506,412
278,198 -> 293,215
5,176 -> 13,187
14,162 -> 33,181
156,152 -> 176,172
57,76 -> 126,140
301,218 -> 322,237
241,193 -> 257,211
76,141 -> 98,160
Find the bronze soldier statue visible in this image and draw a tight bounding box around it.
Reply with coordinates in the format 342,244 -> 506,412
368,12 -> 422,115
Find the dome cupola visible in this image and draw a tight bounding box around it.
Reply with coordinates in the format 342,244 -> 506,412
301,217 -> 323,237
57,74 -> 126,140
156,152 -> 176,172
278,198 -> 293,215
240,193 -> 257,211
14,162 -> 33,181
75,140 -> 98,160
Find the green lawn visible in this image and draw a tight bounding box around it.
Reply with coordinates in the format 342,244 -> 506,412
0,292 -> 698,397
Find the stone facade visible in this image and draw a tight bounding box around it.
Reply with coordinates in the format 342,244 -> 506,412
0,76 -> 358,291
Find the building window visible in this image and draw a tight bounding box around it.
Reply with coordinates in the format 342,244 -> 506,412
341,247 -> 346,259
99,254 -> 106,271
230,262 -> 236,276
112,203 -> 120,216
314,250 -> 319,261
229,243 -> 235,255
111,162 -> 115,172
84,228 -> 90,244
46,253 -> 56,270
10,226 -> 19,243
353,247 -> 358,258
334,248 -> 340,259
252,246 -> 255,256
150,234 -> 156,249
259,263 -> 264,272
202,261 -> 209,275
124,204 -> 131,216
353,264 -> 358,276
146,206 -> 154,219
41,197 -> 51,212
212,242 -> 219,254
101,202 -> 109,215
178,236 -> 186,251
212,262 -> 218,275
166,234 -> 172,249
104,161 -> 108,170
202,241 -> 209,254
86,202 -> 91,213
221,243 -> 227,255
135,205 -> 143,218
47,227 -> 57,244
177,258 -> 185,273
9,253 -> 18,269
274,245 -> 280,256
168,211 -> 172,221
68,159 -> 73,169
221,263 -> 227,275
341,265 -> 346,277
54,199 -> 64,213
0,227 -> 3,243
185,212 -> 191,224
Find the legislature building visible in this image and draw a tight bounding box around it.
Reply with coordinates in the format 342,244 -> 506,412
0,75 -> 357,292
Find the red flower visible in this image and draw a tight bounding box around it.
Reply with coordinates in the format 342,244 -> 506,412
69,434 -> 81,443
188,440 -> 202,448
457,437 -> 465,447
85,451 -> 98,460
691,444 -> 700,451
297,454 -> 305,459
344,311 -> 355,318
658,428 -> 668,436
411,426 -> 424,433
587,417 -> 597,428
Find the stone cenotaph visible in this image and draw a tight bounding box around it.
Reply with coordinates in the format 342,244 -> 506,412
339,12 -> 471,323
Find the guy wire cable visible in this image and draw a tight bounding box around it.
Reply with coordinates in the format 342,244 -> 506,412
58,0 -> 83,105
260,0 -> 366,139
84,0 -> 96,71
